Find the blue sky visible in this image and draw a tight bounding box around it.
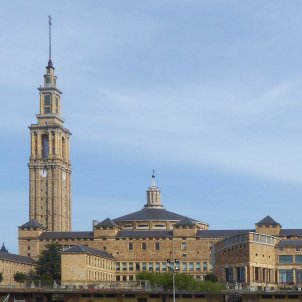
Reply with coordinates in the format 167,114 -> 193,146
2,1 -> 302,253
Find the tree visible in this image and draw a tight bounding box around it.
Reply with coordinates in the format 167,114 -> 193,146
36,243 -> 62,282
204,273 -> 218,283
14,272 -> 27,284
0,272 -> 3,283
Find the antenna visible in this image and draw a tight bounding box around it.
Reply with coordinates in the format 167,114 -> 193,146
48,15 -> 53,67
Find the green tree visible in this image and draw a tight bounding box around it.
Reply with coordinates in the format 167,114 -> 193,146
204,273 -> 218,283
36,243 -> 62,282
136,271 -> 224,292
14,272 -> 27,284
0,272 -> 3,283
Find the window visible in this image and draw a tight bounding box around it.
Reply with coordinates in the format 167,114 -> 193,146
196,262 -> 201,271
162,262 -> 167,271
154,224 -> 165,229
236,267 -> 245,282
42,134 -> 49,159
203,262 -> 208,271
128,243 -> 133,251
138,224 -> 149,230
279,255 -> 293,264
142,262 -> 147,271
296,255 -> 302,263
122,262 -> 127,271
141,242 -> 147,251
182,262 -> 187,272
296,247 -> 301,252
189,262 -> 194,271
44,94 -> 51,113
116,263 -> 120,271
279,269 -> 293,284
154,242 -> 160,251
129,263 -> 133,271
148,263 -> 153,271
155,262 -> 160,272
181,242 -> 187,250
296,270 -> 302,283
135,263 -> 140,271
225,268 -> 233,282
55,96 -> 59,113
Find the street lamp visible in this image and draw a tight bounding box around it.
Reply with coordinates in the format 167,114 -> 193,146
167,259 -> 180,302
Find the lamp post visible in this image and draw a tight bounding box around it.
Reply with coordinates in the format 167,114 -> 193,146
167,259 -> 180,302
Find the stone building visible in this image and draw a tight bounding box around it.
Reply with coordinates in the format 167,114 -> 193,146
14,25 -> 302,288
0,244 -> 36,286
213,216 -> 302,289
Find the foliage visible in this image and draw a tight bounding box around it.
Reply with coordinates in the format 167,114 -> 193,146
14,272 -> 27,283
136,272 -> 225,292
204,273 -> 218,283
36,243 -> 62,281
0,272 -> 3,283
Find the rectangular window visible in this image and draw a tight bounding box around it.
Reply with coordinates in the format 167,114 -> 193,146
154,242 -> 160,251
128,243 -> 133,251
44,95 -> 51,113
182,262 -> 187,272
122,262 -> 127,271
203,262 -> 208,271
116,263 -> 120,271
148,263 -> 153,271
181,242 -> 187,250
142,262 -> 147,271
279,269 -> 293,284
196,262 -> 201,271
279,255 -> 293,264
189,262 -> 194,271
225,268 -> 233,282
129,262 -> 133,271
162,262 -> 167,272
142,242 -> 147,251
296,255 -> 302,263
135,263 -> 140,271
155,262 -> 160,272
296,270 -> 302,283
236,267 -> 245,282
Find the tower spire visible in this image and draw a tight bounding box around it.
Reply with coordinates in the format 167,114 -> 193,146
48,15 -> 53,68
151,169 -> 156,187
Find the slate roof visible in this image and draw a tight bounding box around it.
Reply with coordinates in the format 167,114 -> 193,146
0,251 -> 36,265
19,219 -> 44,229
114,207 -> 198,223
256,215 -> 280,226
62,245 -> 114,259
276,240 -> 302,247
39,231 -> 93,240
174,217 -> 197,227
95,218 -> 117,228
197,229 -> 254,238
116,230 -> 173,238
280,229 -> 302,237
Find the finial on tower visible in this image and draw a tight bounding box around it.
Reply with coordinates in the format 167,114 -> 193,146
151,169 -> 156,187
47,15 -> 53,68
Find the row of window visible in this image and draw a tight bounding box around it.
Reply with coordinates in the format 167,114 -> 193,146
279,255 -> 302,264
116,262 -> 208,272
128,242 -> 188,251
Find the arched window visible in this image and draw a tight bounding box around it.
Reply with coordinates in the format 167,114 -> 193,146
42,135 -> 49,159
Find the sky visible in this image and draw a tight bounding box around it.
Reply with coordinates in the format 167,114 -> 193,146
1,1 -> 302,253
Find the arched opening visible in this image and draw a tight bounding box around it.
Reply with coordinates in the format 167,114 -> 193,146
62,137 -> 65,160
42,134 -> 49,159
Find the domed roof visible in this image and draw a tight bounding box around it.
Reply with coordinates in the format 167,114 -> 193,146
114,207 -> 197,223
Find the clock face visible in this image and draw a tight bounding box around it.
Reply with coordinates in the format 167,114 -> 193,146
62,171 -> 66,180
40,169 -> 47,177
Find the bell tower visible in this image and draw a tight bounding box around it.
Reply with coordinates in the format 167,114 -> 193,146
28,17 -> 72,231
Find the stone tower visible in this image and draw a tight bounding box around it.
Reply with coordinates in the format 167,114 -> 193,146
28,19 -> 72,231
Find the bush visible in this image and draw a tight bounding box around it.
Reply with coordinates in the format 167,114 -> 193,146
14,272 -> 27,283
204,273 -> 218,283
